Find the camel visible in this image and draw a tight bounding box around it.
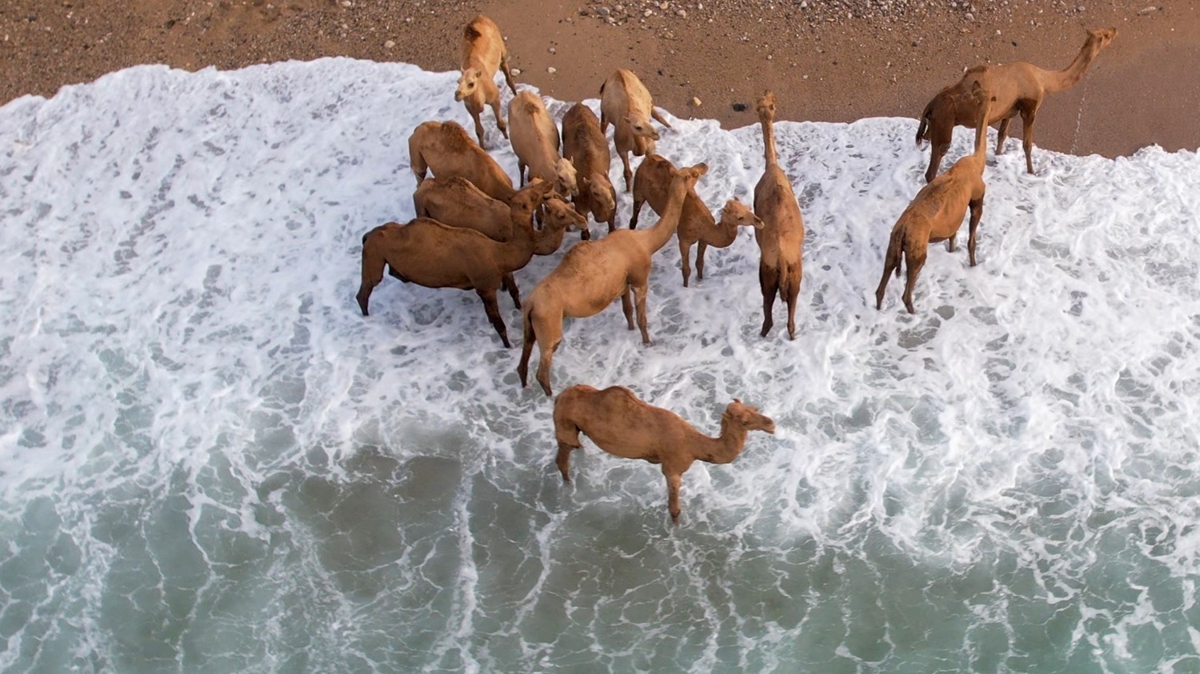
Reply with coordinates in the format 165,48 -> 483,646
356,179 -> 585,347
409,120 -> 517,202
599,69 -> 673,192
752,91 -> 805,340
561,103 -> 618,239
916,27 -> 1117,182
413,177 -> 583,255
454,15 -> 519,148
553,385 -> 776,523
629,154 -> 765,287
518,163 -> 708,396
877,82 -> 996,314
508,91 -> 579,200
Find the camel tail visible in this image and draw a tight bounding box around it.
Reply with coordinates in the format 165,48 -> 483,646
888,227 -> 906,278
916,100 -> 934,146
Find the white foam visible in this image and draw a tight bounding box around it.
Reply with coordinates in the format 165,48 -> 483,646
1,59 -> 1198,672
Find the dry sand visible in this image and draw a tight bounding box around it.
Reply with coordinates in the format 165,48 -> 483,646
2,0 -> 1198,158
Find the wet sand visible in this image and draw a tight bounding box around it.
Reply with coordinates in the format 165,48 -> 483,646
2,0 -> 1198,158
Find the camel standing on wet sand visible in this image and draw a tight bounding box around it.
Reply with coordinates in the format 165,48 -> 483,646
877,83 -> 995,314
454,14 -> 519,148
629,154 -> 764,287
599,69 -> 673,192
356,180 -> 585,347
752,91 -> 805,340
518,163 -> 708,396
553,385 -> 776,523
916,27 -> 1117,182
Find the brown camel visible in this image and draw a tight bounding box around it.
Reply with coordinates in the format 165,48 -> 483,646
454,15 -> 519,148
356,180 -> 585,347
554,385 -> 776,523
877,83 -> 995,314
629,154 -> 765,287
518,163 -> 708,396
916,27 -> 1116,182
413,177 -> 583,255
562,103 -> 618,239
753,91 -> 805,340
408,120 -> 516,202
599,69 -> 673,192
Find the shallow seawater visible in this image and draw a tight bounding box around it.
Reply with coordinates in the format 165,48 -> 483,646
1,60 -> 1199,673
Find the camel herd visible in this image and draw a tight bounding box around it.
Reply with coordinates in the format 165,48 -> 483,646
356,15 -> 1117,522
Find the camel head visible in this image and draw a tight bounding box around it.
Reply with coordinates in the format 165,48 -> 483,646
510,178 -> 555,215
542,196 -> 589,233
553,157 -> 580,197
674,162 -> 709,189
724,399 -> 776,434
455,68 -> 484,102
756,90 -> 777,120
1086,27 -> 1117,51
625,116 -> 661,141
720,198 -> 765,230
582,174 -> 617,216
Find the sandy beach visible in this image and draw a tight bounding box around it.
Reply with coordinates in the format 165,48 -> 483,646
2,0 -> 1198,158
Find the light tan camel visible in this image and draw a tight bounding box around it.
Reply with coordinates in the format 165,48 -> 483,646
599,69 -> 673,192
752,91 -> 805,340
454,15 -> 519,148
553,385 -> 776,523
629,154 -> 765,287
413,177 -> 582,255
916,27 -> 1116,182
562,103 -> 618,239
508,91 -> 579,200
518,163 -> 708,396
356,180 -> 585,347
409,120 -> 516,202
877,83 -> 996,314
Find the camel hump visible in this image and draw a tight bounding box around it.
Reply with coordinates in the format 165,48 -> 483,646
439,122 -> 474,150
463,20 -> 483,41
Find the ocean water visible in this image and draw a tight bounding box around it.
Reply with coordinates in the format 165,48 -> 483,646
1,59 -> 1199,673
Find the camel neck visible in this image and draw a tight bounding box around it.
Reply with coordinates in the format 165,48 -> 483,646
639,178 -> 689,254
500,204 -> 538,270
761,116 -> 779,168
703,214 -> 740,247
694,415 -> 748,464
1042,40 -> 1101,93
532,219 -> 568,256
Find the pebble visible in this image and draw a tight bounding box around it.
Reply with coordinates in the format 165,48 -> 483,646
384,40 -> 395,49
548,66 -> 557,74
691,96 -> 701,106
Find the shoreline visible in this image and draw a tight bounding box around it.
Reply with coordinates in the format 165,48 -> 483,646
2,1 -> 1198,159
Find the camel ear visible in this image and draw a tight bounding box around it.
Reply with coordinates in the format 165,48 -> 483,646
733,398 -> 742,404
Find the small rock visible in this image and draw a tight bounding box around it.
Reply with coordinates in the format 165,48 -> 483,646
691,96 -> 702,106
732,102 -> 748,112
384,39 -> 395,49
340,0 -> 352,6
512,68 -> 522,75
580,8 -> 589,15
596,7 -> 610,16
548,46 -> 556,54
965,12 -> 974,20
677,9 -> 687,17
1137,5 -> 1157,14
548,66 -> 557,74
644,9 -> 653,16
660,2 -> 669,9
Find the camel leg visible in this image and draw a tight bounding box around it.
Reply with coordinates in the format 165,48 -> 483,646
410,150 -> 428,184
468,103 -> 487,149
759,265 -> 778,337
606,212 -> 616,235
696,241 -> 709,282
1021,108 -> 1038,175
620,288 -> 635,330
555,441 -> 577,481
664,469 -> 683,523
490,97 -> 508,140
631,278 -> 651,345
967,196 -> 984,267
499,52 -> 518,95
356,240 -> 387,316
874,260 -> 896,311
535,337 -> 561,396
501,272 -> 521,309
784,267 -> 800,341
651,108 -> 673,129
553,414 -> 582,481
476,287 -> 511,348
517,159 -> 528,186
629,197 -> 644,230
947,235 -> 957,253
620,151 -> 633,193
572,201 -> 592,241
996,117 -> 1012,155
679,239 -> 692,288
901,249 -> 927,315
518,315 -> 536,387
